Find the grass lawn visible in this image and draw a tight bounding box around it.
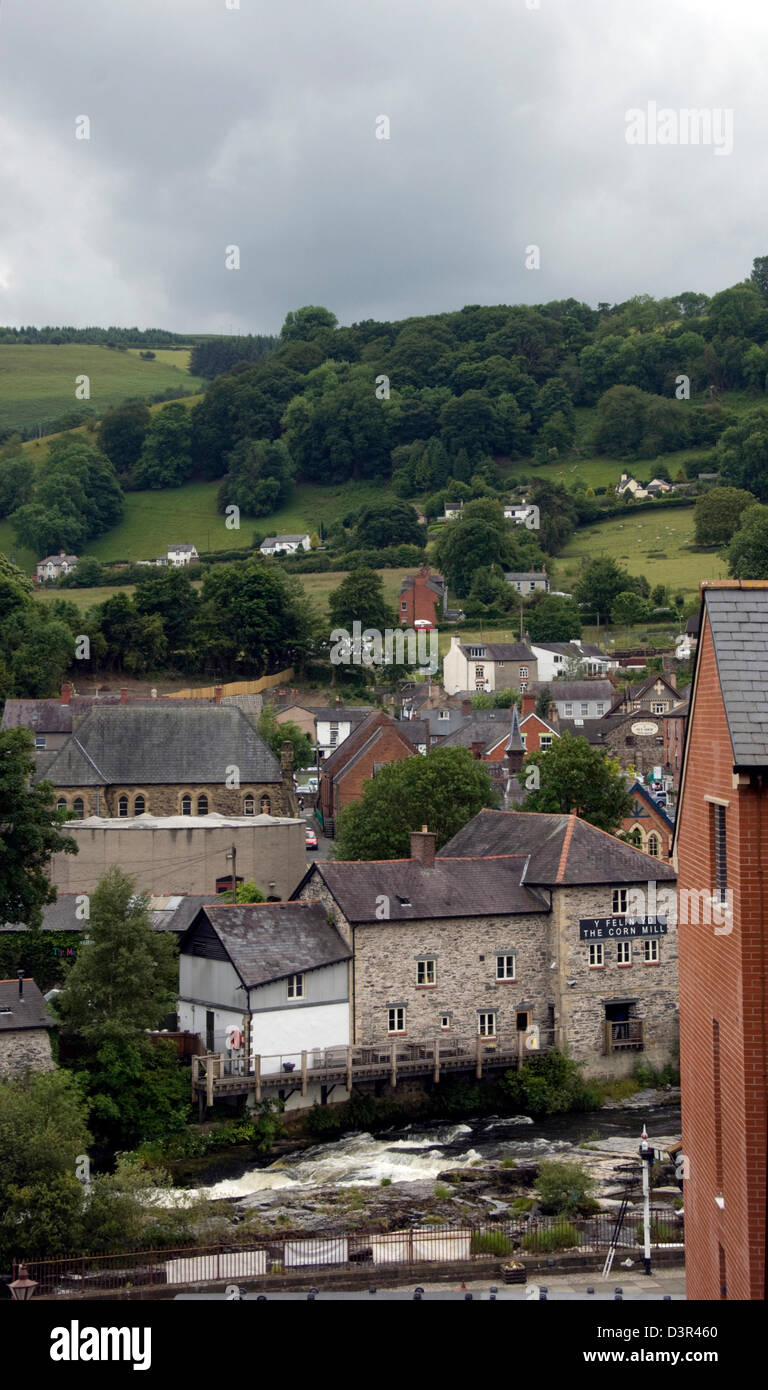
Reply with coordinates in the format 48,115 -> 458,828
0,345 -> 206,436
36,583 -> 138,611
556,508 -> 728,599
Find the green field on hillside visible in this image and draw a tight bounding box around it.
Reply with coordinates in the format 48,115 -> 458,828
556,508 -> 728,598
0,344 -> 205,435
125,348 -> 194,371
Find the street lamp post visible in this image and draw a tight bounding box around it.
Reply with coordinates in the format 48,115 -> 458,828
9,1265 -> 38,1300
639,1125 -> 654,1276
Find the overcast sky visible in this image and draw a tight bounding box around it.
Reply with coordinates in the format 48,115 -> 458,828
0,0 -> 765,334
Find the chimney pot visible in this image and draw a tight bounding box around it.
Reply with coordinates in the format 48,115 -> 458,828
17,970 -> 24,998
410,828 -> 436,868
471,740 -> 484,759
461,698 -> 472,716
60,681 -> 73,706
120,687 -> 127,703
522,693 -> 536,718
214,685 -> 223,704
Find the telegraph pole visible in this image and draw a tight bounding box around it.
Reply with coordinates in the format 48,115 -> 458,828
226,844 -> 237,903
639,1124 -> 654,1275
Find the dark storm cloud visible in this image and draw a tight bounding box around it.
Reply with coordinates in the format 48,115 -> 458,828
0,0 -> 765,331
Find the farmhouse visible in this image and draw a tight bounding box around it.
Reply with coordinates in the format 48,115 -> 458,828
35,550 -> 77,582
260,534 -> 311,556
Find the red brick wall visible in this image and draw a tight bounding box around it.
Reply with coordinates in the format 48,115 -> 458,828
520,714 -> 555,755
321,725 -> 414,824
676,610 -> 768,1300
400,574 -> 441,627
663,711 -> 686,792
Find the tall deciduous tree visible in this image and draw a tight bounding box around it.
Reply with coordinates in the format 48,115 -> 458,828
328,567 -> 393,634
694,486 -> 756,546
0,727 -> 77,926
519,732 -> 632,833
333,746 -> 498,860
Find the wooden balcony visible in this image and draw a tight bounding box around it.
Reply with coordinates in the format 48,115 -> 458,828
191,1032 -> 546,1109
605,1019 -> 644,1054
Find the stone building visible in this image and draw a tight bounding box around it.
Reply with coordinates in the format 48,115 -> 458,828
0,977 -> 56,1078
444,636 -> 538,695
296,810 -> 678,1078
35,702 -> 297,820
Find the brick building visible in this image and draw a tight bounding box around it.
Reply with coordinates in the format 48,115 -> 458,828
34,703 -> 297,819
318,710 -> 415,836
398,566 -> 446,627
662,700 -> 689,804
296,810 -> 677,1077
621,781 -> 674,859
674,581 -> 768,1301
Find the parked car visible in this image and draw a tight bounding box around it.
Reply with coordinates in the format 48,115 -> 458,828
295,774 -> 318,794
305,827 -> 318,850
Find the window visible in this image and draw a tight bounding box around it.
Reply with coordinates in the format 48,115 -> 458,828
496,954 -> 516,980
647,833 -> 660,858
529,581 -> 535,592
520,682 -> 528,693
564,703 -> 573,717
612,888 -> 628,915
118,795 -> 129,818
287,973 -> 305,1000
441,1014 -> 451,1031
181,794 -> 192,815
416,959 -> 436,987
56,798 -> 67,811
596,703 -> 605,716
401,601 -> 407,610
260,794 -> 271,814
519,666 -> 528,679
72,797 -> 85,819
468,647 -> 485,658
580,703 -> 589,717
474,665 -> 484,680
329,730 -> 338,747
197,794 -> 209,816
478,1012 -> 497,1037
388,1007 -> 406,1034
652,702 -> 665,715
35,736 -> 46,749
438,709 -> 450,721
520,733 -> 527,748
540,736 -> 552,750
243,795 -> 255,815
589,942 -> 605,968
711,803 -> 727,906
643,939 -> 660,963
497,661 -> 505,668
134,795 -> 145,816
617,940 -> 632,965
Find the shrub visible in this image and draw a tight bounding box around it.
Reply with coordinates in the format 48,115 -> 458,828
511,1196 -> 534,1212
536,1160 -> 597,1215
380,1177 -> 392,1187
502,1050 -> 603,1117
521,1222 -> 581,1253
470,1231 -> 512,1256
433,1184 -> 451,1199
635,1217 -> 678,1244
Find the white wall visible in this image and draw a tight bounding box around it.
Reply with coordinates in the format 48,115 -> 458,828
443,641 -> 469,693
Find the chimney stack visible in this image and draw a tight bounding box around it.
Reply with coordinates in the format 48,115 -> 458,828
60,681 -> 73,706
471,740 -> 484,760
461,698 -> 472,716
214,685 -> 223,704
120,687 -> 127,704
410,825 -> 435,868
522,692 -> 536,719
280,739 -> 294,779
17,970 -> 24,998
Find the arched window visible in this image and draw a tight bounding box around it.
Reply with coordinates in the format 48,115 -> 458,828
134,795 -> 146,816
197,794 -> 209,816
73,797 -> 85,819
56,797 -> 67,811
243,795 -> 255,815
181,794 -> 192,816
647,833 -> 660,858
118,795 -> 129,818
260,794 -> 271,814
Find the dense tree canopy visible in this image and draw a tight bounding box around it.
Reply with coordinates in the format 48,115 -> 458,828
519,732 -> 632,833
333,746 -> 497,860
97,401 -> 151,474
10,441 -> 123,555
328,567 -> 393,635
727,503 -> 768,579
694,486 -> 756,546
0,726 -> 77,926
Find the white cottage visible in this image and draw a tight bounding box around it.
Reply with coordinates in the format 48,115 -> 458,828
177,901 -> 352,1110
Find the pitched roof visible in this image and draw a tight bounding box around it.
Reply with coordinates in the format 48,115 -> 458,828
440,712 -> 514,754
308,706 -> 375,723
535,680 -> 615,702
37,705 -> 283,787
0,979 -> 55,1031
458,642 -> 535,662
505,705 -> 524,753
182,901 -> 351,987
320,710 -> 413,778
302,858 -> 550,923
393,719 -> 430,747
2,893 -> 215,935
626,782 -> 675,829
704,585 -> 768,767
503,572 -> 548,582
439,809 -> 675,884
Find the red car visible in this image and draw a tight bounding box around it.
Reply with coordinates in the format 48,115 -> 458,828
305,827 -> 318,851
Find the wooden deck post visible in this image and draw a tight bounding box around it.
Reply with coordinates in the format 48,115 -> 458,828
301,1050 -> 308,1098
390,1041 -> 397,1088
476,1035 -> 483,1079
433,1039 -> 440,1083
191,1055 -> 199,1097
206,1056 -> 214,1109
254,1054 -> 261,1102
346,1047 -> 353,1093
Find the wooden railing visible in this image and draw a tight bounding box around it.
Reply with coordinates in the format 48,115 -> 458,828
191,1032 -> 546,1105
605,1019 -> 644,1054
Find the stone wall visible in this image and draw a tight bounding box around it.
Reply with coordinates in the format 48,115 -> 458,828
53,781 -> 295,819
0,1028 -> 55,1078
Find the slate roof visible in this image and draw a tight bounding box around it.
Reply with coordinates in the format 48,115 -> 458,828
36,705 -> 283,787
0,979 -> 56,1031
626,782 -> 675,830
506,705 -> 524,753
704,585 -> 768,767
301,858 -> 550,923
320,711 -> 413,778
534,680 -> 615,702
439,809 -> 676,884
393,719 -> 430,747
440,714 -> 512,754
1,893 -> 213,935
183,901 -> 351,986
504,572 -> 548,583
458,642 -> 535,662
309,706 -> 375,724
